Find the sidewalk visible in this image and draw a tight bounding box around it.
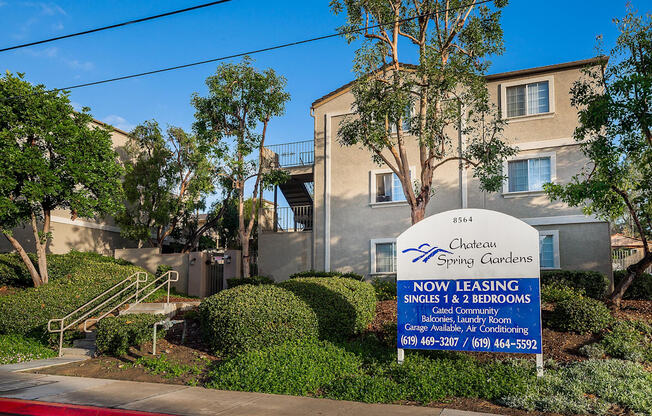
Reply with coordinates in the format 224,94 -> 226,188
0,371 -> 502,416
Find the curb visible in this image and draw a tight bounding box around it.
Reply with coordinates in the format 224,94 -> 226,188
0,398 -> 177,416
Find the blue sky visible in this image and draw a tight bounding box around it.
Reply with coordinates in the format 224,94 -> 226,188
0,0 -> 644,206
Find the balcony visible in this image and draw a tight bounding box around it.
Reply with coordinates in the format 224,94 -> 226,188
264,140 -> 314,168
261,205 -> 312,233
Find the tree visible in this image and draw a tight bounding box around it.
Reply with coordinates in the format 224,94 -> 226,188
192,57 -> 290,277
0,72 -> 124,287
331,0 -> 515,223
545,9 -> 652,307
117,120 -> 215,250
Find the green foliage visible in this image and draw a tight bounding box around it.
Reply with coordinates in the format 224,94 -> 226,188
549,296 -> 613,334
501,359 -> 652,415
614,270 -> 652,300
371,278 -> 397,301
206,340 -> 361,396
543,10 -> 652,302
226,275 -> 274,288
579,342 -> 606,359
96,314 -> 166,357
0,334 -> 56,364
323,374 -> 404,403
278,277 -> 376,340
289,269 -> 364,280
117,120 -> 215,249
135,354 -> 205,379
199,284 -> 318,354
541,282 -> 585,304
0,72 -> 124,286
540,270 -> 609,299
0,252 -> 145,340
600,320 -> 652,363
155,264 -> 173,278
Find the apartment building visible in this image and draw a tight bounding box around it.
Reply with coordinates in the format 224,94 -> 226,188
0,120 -> 137,255
258,57 -> 612,281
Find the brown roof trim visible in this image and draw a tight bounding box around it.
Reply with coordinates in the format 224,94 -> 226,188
91,118 -> 132,137
311,57 -> 606,110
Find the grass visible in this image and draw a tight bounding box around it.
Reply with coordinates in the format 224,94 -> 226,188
0,334 -> 56,365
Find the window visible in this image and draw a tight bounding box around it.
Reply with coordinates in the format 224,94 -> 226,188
390,104 -> 414,134
506,81 -> 549,117
538,230 -> 559,269
371,239 -> 396,274
376,172 -> 406,202
507,157 -> 551,192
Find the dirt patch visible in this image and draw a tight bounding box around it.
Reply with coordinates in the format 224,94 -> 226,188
613,300 -> 652,322
32,318 -> 218,385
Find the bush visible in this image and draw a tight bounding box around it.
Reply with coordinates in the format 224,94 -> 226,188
205,340 -> 361,396
0,252 -> 146,341
541,282 -> 584,303
323,375 -> 404,403
501,359 -> 652,415
0,334 -> 56,364
199,284 -> 318,354
372,278 -> 397,301
226,275 -> 274,288
613,270 -> 652,300
540,270 -> 609,299
155,264 -> 173,277
549,296 -> 613,334
578,342 -> 606,359
289,269 -> 364,281
600,320 -> 652,363
96,313 -> 166,356
278,277 -> 376,340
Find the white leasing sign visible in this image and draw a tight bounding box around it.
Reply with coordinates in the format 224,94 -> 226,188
396,209 -> 543,360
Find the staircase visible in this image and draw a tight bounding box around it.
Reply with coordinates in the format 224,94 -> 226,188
64,330 -> 97,357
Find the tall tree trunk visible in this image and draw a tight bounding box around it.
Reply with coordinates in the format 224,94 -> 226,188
2,231 -> 43,287
410,203 -> 426,224
609,253 -> 652,308
30,211 -> 49,285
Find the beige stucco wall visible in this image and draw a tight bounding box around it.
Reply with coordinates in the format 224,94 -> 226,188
114,248 -> 190,293
258,232 -> 312,281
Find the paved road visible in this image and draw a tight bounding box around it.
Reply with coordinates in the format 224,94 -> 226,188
0,371 -> 501,416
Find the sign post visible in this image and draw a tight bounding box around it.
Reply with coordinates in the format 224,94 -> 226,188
396,209 -> 543,375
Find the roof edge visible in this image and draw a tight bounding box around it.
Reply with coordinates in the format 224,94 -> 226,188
91,118 -> 132,137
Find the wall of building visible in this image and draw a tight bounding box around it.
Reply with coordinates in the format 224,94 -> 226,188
258,231 -> 312,281
114,248 -> 190,294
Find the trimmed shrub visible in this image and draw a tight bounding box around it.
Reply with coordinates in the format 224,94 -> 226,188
600,320 -> 652,363
0,334 -> 56,364
226,275 -> 274,288
541,282 -> 585,303
155,264 -> 173,277
613,270 -> 652,300
372,278 -> 397,301
0,253 -> 146,341
289,269 -> 364,281
540,269 -> 609,299
205,340 -> 361,396
278,277 -> 376,340
549,296 -> 613,334
96,313 -> 166,356
199,284 -> 318,354
323,375 -> 404,403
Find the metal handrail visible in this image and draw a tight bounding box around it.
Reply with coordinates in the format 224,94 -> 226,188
48,270 -> 179,357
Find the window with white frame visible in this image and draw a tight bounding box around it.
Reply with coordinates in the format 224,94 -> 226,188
538,230 -> 559,269
375,172 -> 406,202
390,104 -> 414,134
371,239 -> 396,274
506,81 -> 550,117
507,156 -> 552,193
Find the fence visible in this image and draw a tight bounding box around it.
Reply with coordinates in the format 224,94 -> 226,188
612,248 -> 652,273
262,205 -> 313,232
264,140 -> 314,168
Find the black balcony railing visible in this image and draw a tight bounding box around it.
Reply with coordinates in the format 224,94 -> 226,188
264,140 -> 314,168
262,205 -> 312,232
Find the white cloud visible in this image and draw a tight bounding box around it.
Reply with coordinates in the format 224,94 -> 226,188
0,2 -> 8,7
65,59 -> 94,71
23,47 -> 94,71
21,2 -> 66,16
101,115 -> 136,133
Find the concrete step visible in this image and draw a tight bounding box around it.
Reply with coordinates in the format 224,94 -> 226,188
61,347 -> 95,357
72,339 -> 96,349
120,301 -> 200,317
84,330 -> 97,341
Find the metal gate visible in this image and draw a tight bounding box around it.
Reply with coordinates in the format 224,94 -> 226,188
207,263 -> 224,296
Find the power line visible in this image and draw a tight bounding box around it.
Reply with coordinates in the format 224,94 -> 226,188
6,0 -> 493,98
0,0 -> 233,53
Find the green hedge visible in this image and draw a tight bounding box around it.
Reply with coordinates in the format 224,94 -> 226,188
372,278 -> 397,301
0,252 -> 145,341
289,269 -> 364,281
549,295 -> 613,334
541,283 -> 585,304
278,277 -> 376,340
540,269 -> 609,299
226,275 -> 274,288
96,314 -> 166,356
613,270 -> 652,300
199,284 -> 318,354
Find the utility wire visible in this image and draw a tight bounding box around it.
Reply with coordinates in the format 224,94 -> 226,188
6,0 -> 492,99
0,0 -> 233,53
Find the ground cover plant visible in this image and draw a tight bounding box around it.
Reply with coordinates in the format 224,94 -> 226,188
96,313 -> 168,357
0,251 -> 146,342
0,334 -> 56,364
